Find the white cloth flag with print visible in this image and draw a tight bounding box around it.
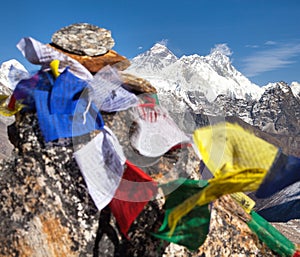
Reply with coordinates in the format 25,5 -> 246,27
130,105 -> 190,158
88,66 -> 138,112
74,126 -> 126,210
17,37 -> 93,81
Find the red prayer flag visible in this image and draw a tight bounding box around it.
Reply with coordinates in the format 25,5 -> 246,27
294,251 -> 300,257
109,160 -> 158,238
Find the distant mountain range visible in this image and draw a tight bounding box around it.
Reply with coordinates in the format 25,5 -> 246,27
126,43 -> 300,140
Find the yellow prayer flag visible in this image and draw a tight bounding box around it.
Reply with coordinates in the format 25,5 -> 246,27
230,192 -> 255,213
0,95 -> 9,102
193,122 -> 278,177
0,95 -> 24,116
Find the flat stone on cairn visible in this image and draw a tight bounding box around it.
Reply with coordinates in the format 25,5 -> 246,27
51,23 -> 115,56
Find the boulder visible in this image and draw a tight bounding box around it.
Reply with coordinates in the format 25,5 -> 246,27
119,72 -> 157,94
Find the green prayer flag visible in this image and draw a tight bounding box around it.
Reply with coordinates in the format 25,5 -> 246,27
152,178 -> 210,251
247,211 -> 296,257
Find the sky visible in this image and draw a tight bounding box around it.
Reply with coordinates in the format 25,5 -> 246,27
0,0 -> 300,86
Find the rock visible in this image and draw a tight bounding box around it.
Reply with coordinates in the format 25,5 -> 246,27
51,23 -> 115,56
197,195 -> 279,257
119,72 -> 157,94
48,44 -> 130,73
0,120 -> 13,159
0,112 -> 99,257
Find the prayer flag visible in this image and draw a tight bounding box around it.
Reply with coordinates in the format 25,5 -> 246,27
9,72 -> 41,111
74,127 -> 126,210
247,211 -> 297,257
49,67 -> 88,114
256,153 -> 300,198
34,69 -> 104,142
152,178 -> 210,251
17,37 -> 93,81
88,66 -> 138,112
130,105 -> 190,157
109,160 -> 158,237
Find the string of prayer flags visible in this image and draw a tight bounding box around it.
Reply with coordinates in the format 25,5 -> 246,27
88,65 -> 139,112
16,37 -> 93,81
256,153 -> 300,198
168,122 -> 279,232
152,178 -> 210,251
109,160 -> 158,238
130,105 -> 190,157
74,126 -> 126,211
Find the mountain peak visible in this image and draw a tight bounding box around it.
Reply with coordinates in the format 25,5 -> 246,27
147,43 -> 178,61
150,43 -> 169,52
127,43 -> 178,74
207,50 -> 231,65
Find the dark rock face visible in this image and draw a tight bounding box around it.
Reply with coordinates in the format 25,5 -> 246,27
252,82 -> 300,136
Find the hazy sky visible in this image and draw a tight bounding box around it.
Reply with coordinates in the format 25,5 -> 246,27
1,0 -> 300,86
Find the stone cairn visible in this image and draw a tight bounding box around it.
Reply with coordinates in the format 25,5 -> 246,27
0,23 -> 279,257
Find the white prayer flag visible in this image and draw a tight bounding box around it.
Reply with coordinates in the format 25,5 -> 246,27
74,126 -> 126,210
130,105 -> 190,157
88,66 -> 138,112
17,37 -> 93,81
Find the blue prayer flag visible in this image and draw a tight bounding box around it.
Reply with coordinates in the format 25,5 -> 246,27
256,153 -> 300,198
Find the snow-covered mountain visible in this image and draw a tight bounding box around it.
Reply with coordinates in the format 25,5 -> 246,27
126,43 -> 300,133
126,43 -> 264,103
0,59 -> 29,92
291,81 -> 300,98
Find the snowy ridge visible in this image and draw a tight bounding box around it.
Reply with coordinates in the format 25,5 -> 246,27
291,81 -> 300,98
262,82 -> 292,94
0,59 -> 29,91
126,43 -> 263,103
